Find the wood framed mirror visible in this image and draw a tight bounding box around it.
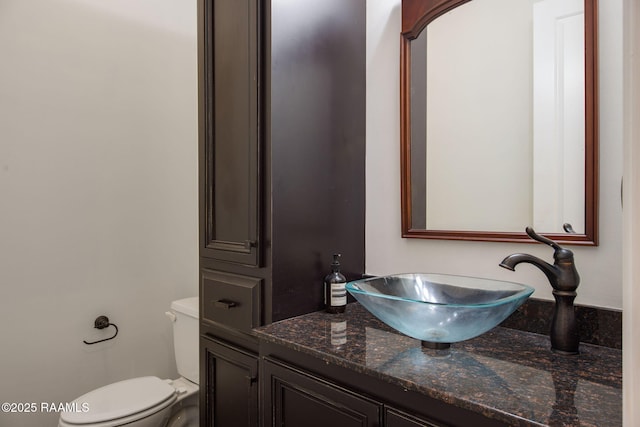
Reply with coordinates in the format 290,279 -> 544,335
400,0 -> 598,245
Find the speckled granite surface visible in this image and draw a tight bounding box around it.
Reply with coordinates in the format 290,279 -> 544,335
254,303 -> 622,427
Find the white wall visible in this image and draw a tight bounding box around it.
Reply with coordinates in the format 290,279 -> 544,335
366,0 -> 623,309
622,0 -> 640,423
0,1 -> 198,426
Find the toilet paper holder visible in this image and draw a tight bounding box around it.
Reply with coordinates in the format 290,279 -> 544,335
83,315 -> 119,345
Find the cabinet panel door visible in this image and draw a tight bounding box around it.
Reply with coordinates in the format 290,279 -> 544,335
264,359 -> 381,427
201,337 -> 259,427
386,408 -> 443,427
200,0 -> 260,265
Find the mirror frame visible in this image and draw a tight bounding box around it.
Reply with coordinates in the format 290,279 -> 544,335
400,0 -> 599,245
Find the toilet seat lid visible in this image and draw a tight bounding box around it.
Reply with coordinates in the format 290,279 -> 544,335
60,376 -> 176,424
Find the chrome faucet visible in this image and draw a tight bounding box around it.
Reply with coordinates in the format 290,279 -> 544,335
499,227 -> 580,354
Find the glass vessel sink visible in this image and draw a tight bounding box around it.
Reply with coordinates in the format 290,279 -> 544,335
346,273 -> 534,348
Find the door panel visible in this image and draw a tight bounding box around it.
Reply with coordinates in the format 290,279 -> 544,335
201,337 -> 259,427
201,0 -> 260,265
264,359 -> 380,427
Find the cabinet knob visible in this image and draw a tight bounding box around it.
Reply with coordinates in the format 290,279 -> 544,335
244,240 -> 257,250
214,299 -> 238,310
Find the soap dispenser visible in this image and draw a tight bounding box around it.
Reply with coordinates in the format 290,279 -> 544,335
324,254 -> 347,314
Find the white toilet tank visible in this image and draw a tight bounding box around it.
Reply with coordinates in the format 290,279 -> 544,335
170,297 -> 199,385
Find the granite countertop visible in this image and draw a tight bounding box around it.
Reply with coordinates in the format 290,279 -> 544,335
254,303 -> 622,427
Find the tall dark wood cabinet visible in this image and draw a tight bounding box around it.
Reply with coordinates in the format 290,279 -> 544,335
197,0 -> 366,425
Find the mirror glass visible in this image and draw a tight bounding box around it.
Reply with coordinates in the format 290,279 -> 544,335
400,0 -> 598,245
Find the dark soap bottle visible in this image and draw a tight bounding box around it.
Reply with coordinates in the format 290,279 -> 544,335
324,254 -> 347,314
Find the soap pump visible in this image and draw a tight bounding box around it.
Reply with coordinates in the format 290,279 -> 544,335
324,254 -> 347,314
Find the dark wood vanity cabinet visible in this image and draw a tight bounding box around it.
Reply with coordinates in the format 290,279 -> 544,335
257,343 -> 511,427
261,357 -> 444,427
197,0 -> 366,425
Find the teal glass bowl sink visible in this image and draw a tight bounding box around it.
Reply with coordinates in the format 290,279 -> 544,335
346,273 -> 534,348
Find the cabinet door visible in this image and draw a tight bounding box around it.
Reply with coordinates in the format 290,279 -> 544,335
200,0 -> 260,265
201,337 -> 259,427
263,359 -> 381,427
385,408 -> 443,427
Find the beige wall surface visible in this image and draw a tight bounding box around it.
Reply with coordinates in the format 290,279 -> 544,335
0,1 -> 198,425
366,0 -> 623,309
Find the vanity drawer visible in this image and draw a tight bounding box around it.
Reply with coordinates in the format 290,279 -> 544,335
201,269 -> 262,332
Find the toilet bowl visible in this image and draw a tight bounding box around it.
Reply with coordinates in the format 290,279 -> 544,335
59,297 -> 199,427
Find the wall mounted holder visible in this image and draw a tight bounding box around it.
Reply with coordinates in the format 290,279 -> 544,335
83,315 -> 119,345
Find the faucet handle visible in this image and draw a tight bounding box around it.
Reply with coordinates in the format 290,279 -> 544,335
525,227 -> 561,249
525,227 -> 574,262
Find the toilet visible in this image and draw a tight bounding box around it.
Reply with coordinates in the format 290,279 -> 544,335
59,297 -> 199,427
